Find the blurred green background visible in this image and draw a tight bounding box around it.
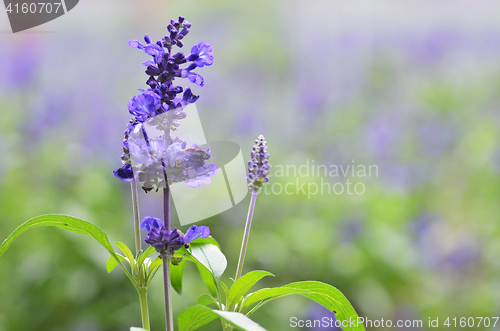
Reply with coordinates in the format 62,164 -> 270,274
1,0 -> 500,330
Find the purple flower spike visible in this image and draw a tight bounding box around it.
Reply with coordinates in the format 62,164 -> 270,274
188,42 -> 214,68
113,163 -> 134,181
247,135 -> 271,189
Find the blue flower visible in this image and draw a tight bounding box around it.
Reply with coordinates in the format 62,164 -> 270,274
128,91 -> 161,122
185,164 -> 219,188
127,126 -> 219,191
140,216 -> 210,252
187,42 -> 214,68
113,163 -> 134,181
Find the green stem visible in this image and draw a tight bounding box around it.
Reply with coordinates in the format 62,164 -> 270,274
222,322 -> 234,331
163,251 -> 174,331
138,288 -> 150,330
235,187 -> 259,280
131,181 -> 141,255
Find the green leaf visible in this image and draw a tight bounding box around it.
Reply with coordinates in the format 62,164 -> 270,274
220,281 -> 230,309
190,236 -> 220,248
115,241 -> 136,268
229,271 -> 274,308
0,214 -> 135,287
178,305 -> 266,331
146,256 -> 163,284
171,258 -> 187,295
130,328 -> 148,331
138,246 -> 156,267
243,281 -> 365,331
196,263 -> 217,297
197,294 -> 217,306
178,305 -> 219,331
189,243 -> 227,282
242,287 -> 309,310
213,310 -> 267,331
106,253 -> 126,273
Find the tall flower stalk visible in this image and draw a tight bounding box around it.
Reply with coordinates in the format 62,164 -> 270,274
131,181 -> 142,254
113,16 -> 217,331
235,135 -> 270,280
162,185 -> 174,331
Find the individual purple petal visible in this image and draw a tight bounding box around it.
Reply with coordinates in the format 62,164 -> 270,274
189,42 -> 214,67
128,40 -> 145,49
182,225 -> 210,244
141,216 -> 164,231
128,91 -> 161,122
113,163 -> 134,182
186,71 -> 204,87
185,164 -> 219,188
182,88 -> 199,104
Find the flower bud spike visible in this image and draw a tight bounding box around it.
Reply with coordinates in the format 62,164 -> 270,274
247,135 -> 271,190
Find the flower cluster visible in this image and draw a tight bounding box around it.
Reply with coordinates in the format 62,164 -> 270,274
141,216 -> 210,253
125,124 -> 218,191
247,135 -> 271,189
113,17 -> 218,192
127,16 -> 213,124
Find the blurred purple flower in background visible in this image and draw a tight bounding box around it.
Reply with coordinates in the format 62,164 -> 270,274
410,214 -> 481,273
303,303 -> 340,331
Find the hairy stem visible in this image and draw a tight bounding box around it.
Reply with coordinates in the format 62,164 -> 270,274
131,181 -> 141,255
162,251 -> 174,331
235,187 -> 259,281
162,185 -> 174,331
138,288 -> 150,330
163,185 -> 171,233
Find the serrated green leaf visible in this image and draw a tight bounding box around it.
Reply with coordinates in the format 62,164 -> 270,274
106,253 -> 126,273
229,271 -> 274,307
197,294 -> 217,306
189,243 -> 227,282
243,281 -> 365,331
171,258 -> 187,295
178,305 -> 266,331
0,214 -> 136,287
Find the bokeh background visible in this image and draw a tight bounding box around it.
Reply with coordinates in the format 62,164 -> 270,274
1,0 -> 500,330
